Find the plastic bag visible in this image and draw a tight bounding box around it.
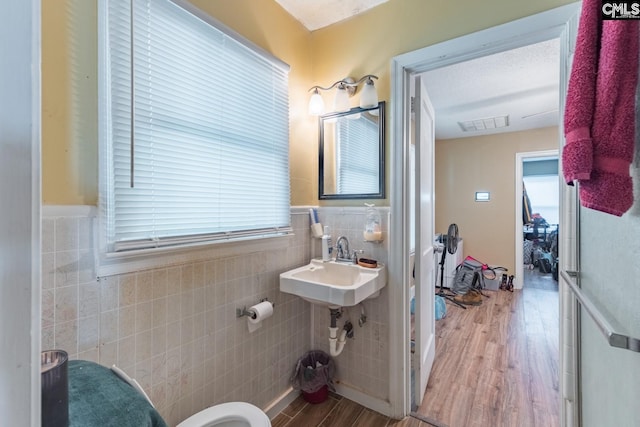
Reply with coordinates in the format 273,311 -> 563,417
435,295 -> 447,320
363,203 -> 383,241
290,350 -> 335,393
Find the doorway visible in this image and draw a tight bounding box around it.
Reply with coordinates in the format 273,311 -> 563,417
517,151 -> 560,292
414,74 -> 562,427
388,2 -> 580,423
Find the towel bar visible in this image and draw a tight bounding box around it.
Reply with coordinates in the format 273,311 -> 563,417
560,270 -> 640,353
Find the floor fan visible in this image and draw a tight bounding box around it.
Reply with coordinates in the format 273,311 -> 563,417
436,223 -> 466,309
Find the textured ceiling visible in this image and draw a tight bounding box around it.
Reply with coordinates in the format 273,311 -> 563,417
274,0 -> 389,31
421,38 -> 561,140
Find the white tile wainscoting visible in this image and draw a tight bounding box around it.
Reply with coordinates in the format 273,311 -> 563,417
40,205 -> 391,425
41,206 -> 311,426
310,207 -> 391,402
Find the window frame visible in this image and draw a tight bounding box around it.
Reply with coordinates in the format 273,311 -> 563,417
97,0 -> 292,276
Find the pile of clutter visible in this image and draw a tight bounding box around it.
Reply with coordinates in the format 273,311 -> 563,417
450,256 -> 513,307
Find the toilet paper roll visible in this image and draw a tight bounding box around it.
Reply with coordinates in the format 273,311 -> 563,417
248,301 -> 273,324
247,301 -> 274,333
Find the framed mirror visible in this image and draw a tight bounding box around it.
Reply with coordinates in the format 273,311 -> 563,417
319,101 -> 385,200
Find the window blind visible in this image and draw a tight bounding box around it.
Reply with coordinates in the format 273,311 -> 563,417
336,113 -> 380,194
102,0 -> 291,252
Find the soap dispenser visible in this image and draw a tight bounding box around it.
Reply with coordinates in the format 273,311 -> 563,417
321,226 -> 332,261
363,203 -> 383,242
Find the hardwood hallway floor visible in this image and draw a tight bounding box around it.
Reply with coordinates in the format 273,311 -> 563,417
273,393 -> 437,427
415,270 -> 559,427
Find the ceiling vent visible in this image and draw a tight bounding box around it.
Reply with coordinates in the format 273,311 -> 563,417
458,115 -> 509,132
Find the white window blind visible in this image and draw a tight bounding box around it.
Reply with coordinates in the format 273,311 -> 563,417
101,0 -> 291,253
336,112 -> 380,194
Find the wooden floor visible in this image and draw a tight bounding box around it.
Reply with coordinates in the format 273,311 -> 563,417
415,269 -> 559,427
273,393 -> 437,427
274,270 -> 558,427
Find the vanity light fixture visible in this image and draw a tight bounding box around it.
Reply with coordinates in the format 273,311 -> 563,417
308,75 -> 379,115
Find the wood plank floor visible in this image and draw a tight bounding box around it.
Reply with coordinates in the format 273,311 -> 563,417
415,269 -> 559,427
273,393 -> 437,427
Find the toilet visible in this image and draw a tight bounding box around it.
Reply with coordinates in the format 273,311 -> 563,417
177,402 -> 271,427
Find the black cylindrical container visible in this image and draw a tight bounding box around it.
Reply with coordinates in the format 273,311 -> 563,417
41,350 -> 69,427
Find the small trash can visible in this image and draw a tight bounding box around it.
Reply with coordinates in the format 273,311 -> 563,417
41,350 -> 69,427
290,350 -> 335,404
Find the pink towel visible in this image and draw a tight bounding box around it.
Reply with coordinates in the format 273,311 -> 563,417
562,0 -> 639,216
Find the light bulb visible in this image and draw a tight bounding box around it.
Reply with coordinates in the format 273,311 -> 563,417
308,89 -> 325,115
333,85 -> 350,112
359,78 -> 378,109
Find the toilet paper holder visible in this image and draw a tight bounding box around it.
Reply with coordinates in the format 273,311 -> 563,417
236,298 -> 274,319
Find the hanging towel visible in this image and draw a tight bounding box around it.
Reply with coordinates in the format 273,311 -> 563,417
562,0 -> 639,216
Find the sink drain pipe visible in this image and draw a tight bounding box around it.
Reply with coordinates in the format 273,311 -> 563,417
329,308 -> 348,357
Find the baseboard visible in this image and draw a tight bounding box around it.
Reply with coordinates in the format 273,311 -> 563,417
263,383 -> 395,420
264,387 -> 299,420
334,383 -> 393,418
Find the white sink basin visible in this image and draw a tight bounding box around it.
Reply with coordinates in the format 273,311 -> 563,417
280,259 -> 386,308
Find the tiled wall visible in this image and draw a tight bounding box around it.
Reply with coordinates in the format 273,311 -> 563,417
312,207 -> 391,400
41,207 -> 312,426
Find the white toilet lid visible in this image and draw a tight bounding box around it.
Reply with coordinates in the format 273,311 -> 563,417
177,402 -> 271,427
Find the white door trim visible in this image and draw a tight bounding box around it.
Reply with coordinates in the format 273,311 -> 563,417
515,149 -> 559,290
389,2 -> 580,419
557,9 -> 580,427
388,56 -> 413,419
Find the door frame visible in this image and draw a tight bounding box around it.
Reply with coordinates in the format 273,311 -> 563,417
515,149 -> 560,290
388,2 -> 580,419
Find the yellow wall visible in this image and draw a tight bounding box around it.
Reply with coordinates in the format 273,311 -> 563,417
308,0 -> 573,206
41,0 -> 313,205
42,0 -> 98,205
434,126 -> 558,272
41,0 -> 573,205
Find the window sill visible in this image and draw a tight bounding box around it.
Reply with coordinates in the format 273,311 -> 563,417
96,233 -> 293,277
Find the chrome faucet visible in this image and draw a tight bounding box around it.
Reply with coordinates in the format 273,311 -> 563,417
335,236 -> 363,263
335,236 -> 351,262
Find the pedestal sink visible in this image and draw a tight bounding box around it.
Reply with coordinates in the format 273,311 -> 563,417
279,258 -> 386,308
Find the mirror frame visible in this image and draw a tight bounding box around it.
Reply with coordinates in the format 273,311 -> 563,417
318,101 -> 385,200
